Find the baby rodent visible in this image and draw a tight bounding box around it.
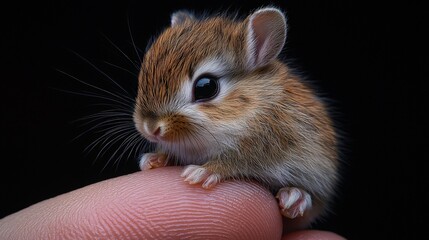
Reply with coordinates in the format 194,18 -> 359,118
133,7 -> 340,228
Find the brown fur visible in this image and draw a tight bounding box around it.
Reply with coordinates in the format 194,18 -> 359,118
134,8 -> 340,227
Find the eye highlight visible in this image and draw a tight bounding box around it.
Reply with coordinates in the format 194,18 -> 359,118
193,75 -> 219,102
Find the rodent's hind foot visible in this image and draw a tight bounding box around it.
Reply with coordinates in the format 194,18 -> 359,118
181,165 -> 222,189
139,152 -> 168,171
276,187 -> 312,219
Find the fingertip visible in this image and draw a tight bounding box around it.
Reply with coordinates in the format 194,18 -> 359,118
119,167 -> 283,239
282,230 -> 346,240
2,167 -> 344,240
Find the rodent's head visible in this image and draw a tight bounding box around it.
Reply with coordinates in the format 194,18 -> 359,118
134,7 -> 287,160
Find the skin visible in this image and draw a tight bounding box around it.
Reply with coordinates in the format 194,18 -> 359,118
0,167 -> 344,240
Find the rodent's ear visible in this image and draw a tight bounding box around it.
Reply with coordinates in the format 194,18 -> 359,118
245,7 -> 287,70
171,10 -> 196,26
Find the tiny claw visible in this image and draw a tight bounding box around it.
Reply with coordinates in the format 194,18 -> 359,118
277,187 -> 312,219
181,165 -> 198,177
182,165 -> 209,184
181,165 -> 222,189
139,153 -> 167,171
202,174 -> 221,189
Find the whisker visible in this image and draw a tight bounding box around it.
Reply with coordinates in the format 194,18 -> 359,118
127,16 -> 142,66
103,61 -> 138,77
94,128 -> 135,161
59,31 -> 146,172
56,69 -> 134,106
125,135 -> 147,162
75,117 -> 132,129
110,133 -> 140,163
100,33 -> 140,70
73,117 -> 133,142
74,112 -> 132,125
84,125 -> 135,156
67,51 -> 135,99
58,89 -> 134,110
109,133 -> 143,169
136,138 -> 149,157
92,123 -> 135,138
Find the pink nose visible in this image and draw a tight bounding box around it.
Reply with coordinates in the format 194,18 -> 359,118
152,126 -> 161,136
145,120 -> 162,138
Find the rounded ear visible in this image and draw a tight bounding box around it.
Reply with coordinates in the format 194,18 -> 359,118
245,7 -> 287,70
171,10 -> 196,26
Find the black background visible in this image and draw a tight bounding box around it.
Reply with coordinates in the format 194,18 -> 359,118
2,0 -> 426,239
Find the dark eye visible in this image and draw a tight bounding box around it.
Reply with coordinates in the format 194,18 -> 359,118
193,75 -> 219,102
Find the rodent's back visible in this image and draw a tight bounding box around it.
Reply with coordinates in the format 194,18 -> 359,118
270,66 -> 339,199
213,60 -> 339,203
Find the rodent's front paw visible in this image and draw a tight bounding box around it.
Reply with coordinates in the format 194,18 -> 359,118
139,153 -> 168,171
276,187 -> 312,219
181,165 -> 222,189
